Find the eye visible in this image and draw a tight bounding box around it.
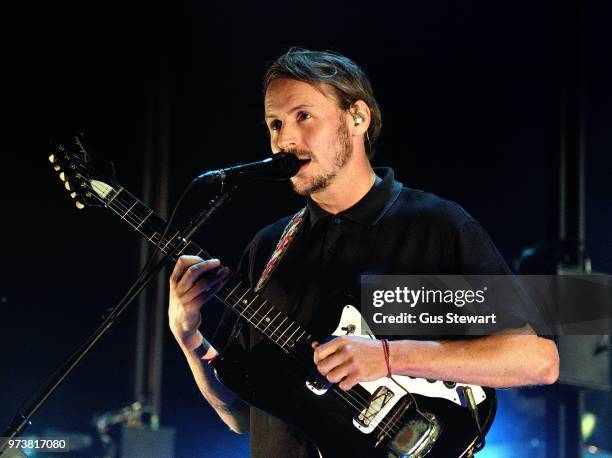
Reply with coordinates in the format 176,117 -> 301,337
297,111 -> 312,122
269,120 -> 281,131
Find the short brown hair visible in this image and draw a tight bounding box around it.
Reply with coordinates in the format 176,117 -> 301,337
263,48 -> 382,159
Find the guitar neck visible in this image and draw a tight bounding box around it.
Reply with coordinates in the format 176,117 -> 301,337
100,183 -> 310,353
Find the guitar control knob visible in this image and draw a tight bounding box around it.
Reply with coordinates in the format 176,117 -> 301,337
443,381 -> 457,388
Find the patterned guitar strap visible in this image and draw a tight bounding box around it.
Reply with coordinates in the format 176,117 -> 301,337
255,206 -> 308,293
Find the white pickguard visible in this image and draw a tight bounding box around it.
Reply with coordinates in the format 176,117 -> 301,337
305,305 -> 488,435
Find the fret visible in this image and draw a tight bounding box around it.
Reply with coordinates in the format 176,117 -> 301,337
256,307 -> 272,327
121,201 -> 138,219
277,322 -> 293,342
175,239 -> 191,258
285,327 -> 300,345
294,330 -> 307,343
224,280 -> 243,302
250,300 -> 268,323
135,210 -> 153,230
233,289 -> 250,308
106,187 -> 123,207
174,240 -> 185,256
181,241 -> 204,258
106,201 -> 129,223
272,317 -> 288,339
160,231 -> 179,254
123,217 -> 139,232
262,311 -> 282,333
241,296 -> 261,320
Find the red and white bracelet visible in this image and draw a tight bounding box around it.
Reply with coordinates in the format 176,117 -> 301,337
381,338 -> 392,378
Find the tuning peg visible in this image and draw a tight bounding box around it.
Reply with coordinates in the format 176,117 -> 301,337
59,172 -> 66,182
70,192 -> 77,199
53,164 -> 61,171
48,154 -> 56,163
75,201 -> 85,210
65,181 -> 71,191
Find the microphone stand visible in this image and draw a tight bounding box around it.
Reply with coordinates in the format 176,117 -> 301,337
0,189 -> 233,454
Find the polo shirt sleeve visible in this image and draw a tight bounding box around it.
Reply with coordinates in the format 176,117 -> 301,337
453,221 -> 555,338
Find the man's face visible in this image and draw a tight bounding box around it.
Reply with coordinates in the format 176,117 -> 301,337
264,79 -> 353,196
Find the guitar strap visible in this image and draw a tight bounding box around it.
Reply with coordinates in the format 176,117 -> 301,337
255,206 -> 308,293
218,207 -> 307,353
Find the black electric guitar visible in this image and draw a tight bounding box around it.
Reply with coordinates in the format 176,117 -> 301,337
49,138 -> 496,457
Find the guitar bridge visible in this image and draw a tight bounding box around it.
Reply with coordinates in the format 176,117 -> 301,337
354,386 -> 395,428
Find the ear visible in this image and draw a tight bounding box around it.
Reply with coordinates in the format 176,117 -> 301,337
349,100 -> 371,136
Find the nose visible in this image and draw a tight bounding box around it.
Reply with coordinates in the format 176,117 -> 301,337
275,122 -> 298,153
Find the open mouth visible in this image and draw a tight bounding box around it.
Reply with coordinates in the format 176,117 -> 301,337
297,158 -> 311,172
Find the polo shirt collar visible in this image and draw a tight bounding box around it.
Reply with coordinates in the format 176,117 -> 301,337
306,167 -> 402,227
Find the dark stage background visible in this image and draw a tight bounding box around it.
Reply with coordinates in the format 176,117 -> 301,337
1,1 -> 610,457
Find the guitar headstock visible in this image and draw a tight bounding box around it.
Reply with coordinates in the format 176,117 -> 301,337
48,134 -> 119,210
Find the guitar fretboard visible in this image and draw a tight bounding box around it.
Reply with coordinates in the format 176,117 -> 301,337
86,177 -> 310,353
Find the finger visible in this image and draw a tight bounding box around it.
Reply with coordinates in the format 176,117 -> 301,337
183,279 -> 228,311
170,255 -> 204,284
176,259 -> 222,295
325,362 -> 352,384
181,267 -> 230,303
339,374 -> 360,391
316,351 -> 347,376
180,280 -> 210,304
313,337 -> 344,364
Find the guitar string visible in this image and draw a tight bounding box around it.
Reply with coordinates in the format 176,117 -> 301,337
68,163 -> 431,439
73,172 -> 419,439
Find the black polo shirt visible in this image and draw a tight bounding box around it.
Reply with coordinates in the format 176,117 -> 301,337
210,167 -> 528,458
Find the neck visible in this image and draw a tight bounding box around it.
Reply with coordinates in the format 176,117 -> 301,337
309,153 -> 376,214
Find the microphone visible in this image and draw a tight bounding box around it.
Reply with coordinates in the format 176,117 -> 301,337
194,153 -> 308,185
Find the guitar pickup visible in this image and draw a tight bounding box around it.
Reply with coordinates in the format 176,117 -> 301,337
306,374 -> 332,395
355,386 -> 395,427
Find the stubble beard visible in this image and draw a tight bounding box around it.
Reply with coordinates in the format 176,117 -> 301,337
290,120 -> 352,196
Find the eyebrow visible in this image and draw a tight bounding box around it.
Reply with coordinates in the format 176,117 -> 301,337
265,104 -> 314,120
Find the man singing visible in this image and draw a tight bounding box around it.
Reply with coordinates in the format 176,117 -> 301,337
167,48 -> 559,457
